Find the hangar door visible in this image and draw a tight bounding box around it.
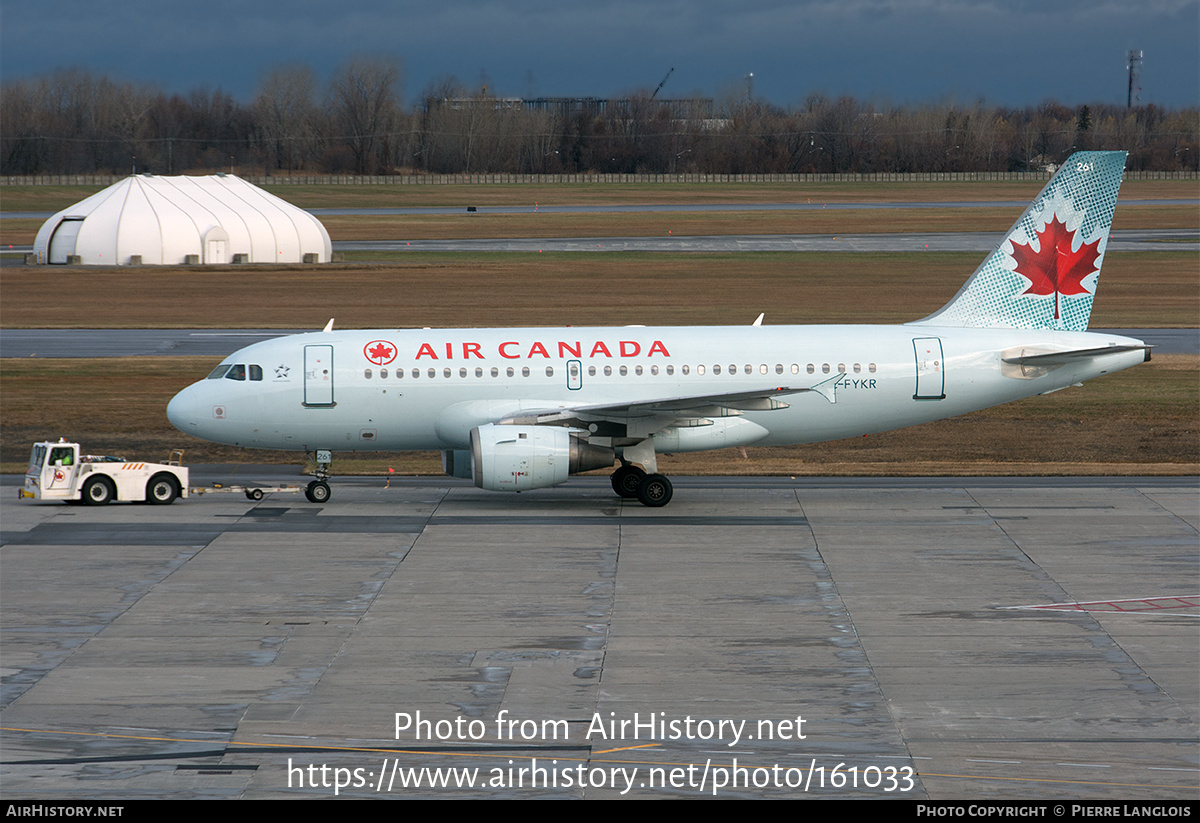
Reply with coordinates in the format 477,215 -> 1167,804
47,218 -> 85,264
203,227 -> 229,264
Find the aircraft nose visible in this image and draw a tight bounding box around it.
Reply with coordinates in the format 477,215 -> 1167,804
167,383 -> 202,434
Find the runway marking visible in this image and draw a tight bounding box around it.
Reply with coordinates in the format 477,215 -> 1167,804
1006,595 -> 1200,615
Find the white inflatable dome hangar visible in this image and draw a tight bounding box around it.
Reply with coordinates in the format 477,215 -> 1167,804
33,174 -> 332,266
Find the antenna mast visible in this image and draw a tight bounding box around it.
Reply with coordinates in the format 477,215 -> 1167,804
1127,50 -> 1142,108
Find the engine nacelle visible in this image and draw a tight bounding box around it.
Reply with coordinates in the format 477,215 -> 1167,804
470,424 -> 613,492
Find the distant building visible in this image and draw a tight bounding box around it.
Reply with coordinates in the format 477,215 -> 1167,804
32,174 -> 331,266
425,96 -> 715,119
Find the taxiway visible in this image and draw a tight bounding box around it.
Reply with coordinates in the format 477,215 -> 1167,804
1,475 -> 1196,799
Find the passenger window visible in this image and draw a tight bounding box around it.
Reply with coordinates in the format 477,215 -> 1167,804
491,367 -> 499,377
475,368 -> 483,377
428,368 -> 436,378
364,368 -> 372,379
713,365 -> 721,375
412,369 -> 420,378
635,365 -> 643,376
806,364 -> 814,374
380,368 -> 388,379
822,364 -> 830,374
521,366 -> 530,377
225,364 -> 246,381
682,365 -> 690,375
838,363 -> 846,373
459,368 -> 467,378
444,368 -> 451,378
604,366 -> 612,376
588,366 -> 596,377
619,365 -> 628,376
651,365 -> 659,376
869,363 -> 877,373
665,365 -> 673,375
506,367 -> 515,377
546,366 -> 554,377
853,363 -> 861,374
697,365 -> 705,375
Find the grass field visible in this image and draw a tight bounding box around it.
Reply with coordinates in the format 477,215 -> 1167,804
0,179 -> 1194,246
2,179 -> 1195,210
1,252 -> 1195,328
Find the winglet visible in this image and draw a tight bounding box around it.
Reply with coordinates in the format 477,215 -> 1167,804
322,318 -> 335,333
911,151 -> 1126,332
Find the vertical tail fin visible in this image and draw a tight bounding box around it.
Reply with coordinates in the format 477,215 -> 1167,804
912,151 -> 1127,331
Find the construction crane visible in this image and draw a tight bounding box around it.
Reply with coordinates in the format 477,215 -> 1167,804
652,67 -> 674,99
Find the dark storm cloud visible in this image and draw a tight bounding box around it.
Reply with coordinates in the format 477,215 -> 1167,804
3,0 -> 1196,107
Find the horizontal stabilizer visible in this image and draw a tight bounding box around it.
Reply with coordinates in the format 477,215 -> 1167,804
1002,344 -> 1151,366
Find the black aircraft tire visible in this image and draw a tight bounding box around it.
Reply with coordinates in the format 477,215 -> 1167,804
305,480 -> 331,504
611,465 -> 646,498
636,474 -> 673,508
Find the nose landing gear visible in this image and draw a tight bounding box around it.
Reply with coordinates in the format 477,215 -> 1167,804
305,480 -> 331,503
305,449 -> 333,503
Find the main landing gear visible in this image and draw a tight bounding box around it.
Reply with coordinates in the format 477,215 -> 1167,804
611,464 -> 673,508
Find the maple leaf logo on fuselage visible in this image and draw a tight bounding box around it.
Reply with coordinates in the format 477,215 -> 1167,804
1010,214 -> 1102,321
364,340 -> 397,365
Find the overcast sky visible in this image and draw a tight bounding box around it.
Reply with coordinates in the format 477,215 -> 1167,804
3,0 -> 1197,109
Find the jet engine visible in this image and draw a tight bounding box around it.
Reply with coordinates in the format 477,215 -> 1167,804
469,424 -> 613,492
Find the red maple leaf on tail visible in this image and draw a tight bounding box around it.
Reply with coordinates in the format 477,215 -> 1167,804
1010,215 -> 1101,320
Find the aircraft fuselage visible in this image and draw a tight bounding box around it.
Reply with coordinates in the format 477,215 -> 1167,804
167,324 -> 1146,453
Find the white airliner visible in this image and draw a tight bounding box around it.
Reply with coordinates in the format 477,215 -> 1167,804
168,151 -> 1148,506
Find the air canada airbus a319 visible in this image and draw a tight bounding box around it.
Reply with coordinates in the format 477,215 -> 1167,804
168,152 -> 1149,507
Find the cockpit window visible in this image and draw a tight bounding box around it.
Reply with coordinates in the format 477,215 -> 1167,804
249,365 -> 263,381
207,365 -> 231,379
225,364 -> 246,381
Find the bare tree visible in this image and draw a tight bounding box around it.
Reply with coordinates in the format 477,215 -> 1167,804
329,57 -> 402,175
254,66 -> 319,173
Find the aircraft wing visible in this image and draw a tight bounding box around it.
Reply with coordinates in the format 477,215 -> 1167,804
501,386 -> 812,431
